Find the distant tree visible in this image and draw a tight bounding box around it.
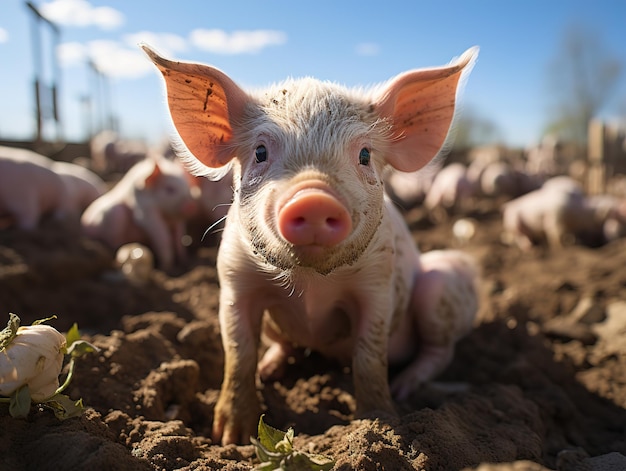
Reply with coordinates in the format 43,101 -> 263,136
452,105 -> 501,149
545,23 -> 622,143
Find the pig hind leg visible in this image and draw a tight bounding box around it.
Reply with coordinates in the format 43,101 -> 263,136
390,251 -> 478,400
258,319 -> 297,381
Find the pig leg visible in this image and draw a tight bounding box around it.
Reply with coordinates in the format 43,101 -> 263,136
212,286 -> 264,445
503,209 -> 534,250
135,207 -> 175,270
258,319 -> 297,382
352,293 -> 397,417
544,213 -> 566,248
391,251 -> 478,400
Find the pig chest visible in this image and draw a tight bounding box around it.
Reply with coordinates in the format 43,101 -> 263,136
262,276 -> 362,362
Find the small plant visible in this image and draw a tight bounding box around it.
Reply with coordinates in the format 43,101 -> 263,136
251,414 -> 335,471
0,313 -> 99,420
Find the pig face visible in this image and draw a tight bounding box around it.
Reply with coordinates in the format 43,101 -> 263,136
144,158 -> 196,219
232,80 -> 387,275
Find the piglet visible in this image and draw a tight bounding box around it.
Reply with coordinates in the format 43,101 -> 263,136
424,163 -> 475,218
143,44 -> 479,444
0,146 -> 71,230
51,161 -> 106,215
81,154 -> 196,270
501,177 -> 619,249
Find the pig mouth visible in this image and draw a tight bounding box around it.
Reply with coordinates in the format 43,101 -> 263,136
249,221 -> 378,276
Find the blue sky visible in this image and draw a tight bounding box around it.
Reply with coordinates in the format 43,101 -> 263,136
1,0 -> 625,148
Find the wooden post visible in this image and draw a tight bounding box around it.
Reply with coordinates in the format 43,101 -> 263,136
587,120 -> 606,195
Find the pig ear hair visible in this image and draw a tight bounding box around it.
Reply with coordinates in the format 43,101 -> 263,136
141,43 -> 248,179
374,46 -> 479,173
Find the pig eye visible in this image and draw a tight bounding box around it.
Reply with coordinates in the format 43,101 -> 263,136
359,148 -> 371,166
255,145 -> 268,163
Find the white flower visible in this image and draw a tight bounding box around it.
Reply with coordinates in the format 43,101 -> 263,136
0,324 -> 67,401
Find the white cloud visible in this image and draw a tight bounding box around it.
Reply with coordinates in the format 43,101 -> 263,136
0,27 -> 8,43
57,40 -> 152,79
40,0 -> 124,30
57,41 -> 87,66
355,42 -> 381,56
88,41 -> 151,78
124,31 -> 187,57
189,29 -> 287,55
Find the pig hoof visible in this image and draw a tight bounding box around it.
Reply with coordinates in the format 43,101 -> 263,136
258,343 -> 294,382
212,413 -> 256,445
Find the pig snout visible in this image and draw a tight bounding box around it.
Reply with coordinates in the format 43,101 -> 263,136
277,184 -> 352,248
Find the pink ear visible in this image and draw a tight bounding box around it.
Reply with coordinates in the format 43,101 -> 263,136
374,47 -> 479,172
144,160 -> 162,188
142,44 -> 249,170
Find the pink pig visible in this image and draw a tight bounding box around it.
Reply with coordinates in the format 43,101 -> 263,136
143,44 -> 480,444
424,163 -> 475,216
81,154 -> 196,270
50,161 -> 106,215
0,146 -> 100,230
501,177 -> 608,249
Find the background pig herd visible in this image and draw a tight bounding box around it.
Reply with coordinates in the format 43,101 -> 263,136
0,137 -> 233,272
386,146 -> 626,250
4,139 -> 624,272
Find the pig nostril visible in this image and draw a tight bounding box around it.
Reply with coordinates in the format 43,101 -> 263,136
326,217 -> 339,229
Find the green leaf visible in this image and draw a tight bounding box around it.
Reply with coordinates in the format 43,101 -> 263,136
257,414 -> 293,453
31,315 -> 57,326
255,462 -> 281,471
42,394 -> 84,420
66,339 -> 99,359
0,313 -> 20,352
251,437 -> 284,462
275,428 -> 294,454
65,323 -> 81,349
9,385 -> 31,418
252,415 -> 335,471
292,452 -> 335,471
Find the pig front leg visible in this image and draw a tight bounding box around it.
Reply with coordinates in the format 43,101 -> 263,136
212,287 -> 263,445
390,250 -> 478,400
352,293 -> 397,417
136,207 -> 175,270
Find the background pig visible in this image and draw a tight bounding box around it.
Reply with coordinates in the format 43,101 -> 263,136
50,161 -> 106,216
501,177 -> 624,249
81,154 -> 196,270
90,130 -> 149,175
144,44 -> 479,445
424,163 -> 475,219
0,146 -> 71,230
384,167 -> 434,209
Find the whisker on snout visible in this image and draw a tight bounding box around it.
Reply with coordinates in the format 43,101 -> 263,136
202,215 -> 229,241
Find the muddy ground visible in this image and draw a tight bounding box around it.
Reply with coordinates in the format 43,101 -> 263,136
0,196 -> 625,471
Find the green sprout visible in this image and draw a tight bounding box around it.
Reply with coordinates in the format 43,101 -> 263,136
251,414 -> 335,471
